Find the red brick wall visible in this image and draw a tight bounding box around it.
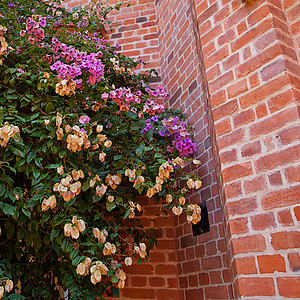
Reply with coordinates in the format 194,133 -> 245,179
196,0 -> 300,298
62,0 -> 300,299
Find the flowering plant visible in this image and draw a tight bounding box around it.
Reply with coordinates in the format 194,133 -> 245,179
0,0 -> 202,299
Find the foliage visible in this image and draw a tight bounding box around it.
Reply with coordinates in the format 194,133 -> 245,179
0,0 -> 202,299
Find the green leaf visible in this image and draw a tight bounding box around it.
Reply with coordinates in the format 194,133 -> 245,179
8,294 -> 26,299
9,146 -> 24,157
111,275 -> 118,283
45,101 -> 54,114
50,229 -> 60,242
2,203 -> 16,215
111,286 -> 119,297
106,201 -> 116,212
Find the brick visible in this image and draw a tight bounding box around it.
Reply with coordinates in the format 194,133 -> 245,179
222,162 -> 253,182
278,125 -> 300,146
277,277 -> 300,298
205,286 -> 229,299
258,254 -> 286,273
278,209 -> 294,226
130,276 -> 147,287
149,277 -> 165,287
218,128 -> 245,150
251,212 -> 276,230
262,185 -> 300,210
288,252 -> 300,271
235,256 -> 257,274
213,99 -> 238,121
241,141 -> 261,157
268,171 -> 283,186
250,106 -> 299,138
239,74 -> 290,108
261,59 -> 286,81
227,79 -> 248,99
220,148 -> 237,165
224,181 -> 242,199
255,144 -> 300,173
228,217 -> 249,234
226,197 -> 258,216
238,277 -> 275,296
243,175 -> 267,193
271,231 -> 300,250
267,88 -> 295,113
209,271 -> 222,284
157,289 -> 180,300
232,234 -> 266,254
122,288 -> 156,299
209,71 -> 234,94
215,118 -> 231,135
155,264 -> 177,275
294,206 -> 300,221
201,256 -> 222,270
182,259 -> 200,273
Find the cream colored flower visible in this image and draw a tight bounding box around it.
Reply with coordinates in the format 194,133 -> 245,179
96,184 -> 107,197
187,179 -> 195,189
93,227 -> 101,240
56,115 -> 62,127
166,194 -> 172,203
125,169 -> 136,182
133,176 -> 144,187
125,257 -> 132,266
103,242 -> 116,256
195,180 -> 202,189
108,195 -> 114,203
76,263 -> 87,276
193,159 -> 201,166
5,279 -> 13,293
55,78 -> 76,96
96,125 -> 103,133
99,152 -> 106,162
179,197 -> 186,205
104,140 -> 112,148
56,127 -> 63,140
97,134 -> 106,142
57,165 -> 64,175
172,206 -> 183,216
0,123 -> 20,147
0,286 -> 4,298
118,280 -> 125,289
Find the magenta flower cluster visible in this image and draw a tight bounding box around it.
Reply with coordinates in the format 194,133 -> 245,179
49,37 -> 105,86
142,116 -> 196,157
21,16 -> 46,44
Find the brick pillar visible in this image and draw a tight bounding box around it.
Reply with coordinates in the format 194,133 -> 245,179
195,0 -> 300,298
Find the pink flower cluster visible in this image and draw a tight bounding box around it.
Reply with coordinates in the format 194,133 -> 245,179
106,87 -> 142,113
49,37 -> 105,86
21,17 -> 46,44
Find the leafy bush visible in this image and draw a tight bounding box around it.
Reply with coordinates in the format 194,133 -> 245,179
0,0 -> 202,298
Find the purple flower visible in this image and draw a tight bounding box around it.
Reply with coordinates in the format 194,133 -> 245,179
152,90 -> 159,97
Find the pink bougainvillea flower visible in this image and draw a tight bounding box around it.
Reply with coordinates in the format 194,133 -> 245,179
79,115 -> 90,124
16,48 -> 22,54
39,17 -> 46,27
20,30 -> 26,37
17,69 -> 25,73
28,35 -> 35,44
101,93 -> 109,100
